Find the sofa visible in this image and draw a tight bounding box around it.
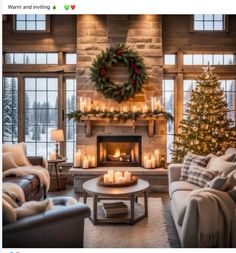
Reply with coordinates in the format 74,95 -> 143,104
3,156 -> 47,201
3,196 -> 91,248
168,149 -> 236,247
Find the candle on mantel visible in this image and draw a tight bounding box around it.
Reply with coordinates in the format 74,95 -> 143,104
90,155 -> 96,167
110,107 -> 114,113
151,155 -> 156,168
155,100 -> 162,111
124,171 -> 131,182
102,105 -> 106,112
123,106 -> 128,113
74,149 -> 81,167
143,104 -> 148,113
143,154 -> 148,167
104,174 -> 110,183
108,170 -> 114,183
145,159 -> 152,169
115,171 -> 122,183
154,149 -> 160,167
82,157 -> 89,169
50,151 -> 56,160
133,106 -> 137,113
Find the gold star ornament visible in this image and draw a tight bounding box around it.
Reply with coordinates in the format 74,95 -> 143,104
202,63 -> 215,75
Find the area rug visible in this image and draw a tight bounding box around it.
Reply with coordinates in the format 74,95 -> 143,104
84,197 -> 170,248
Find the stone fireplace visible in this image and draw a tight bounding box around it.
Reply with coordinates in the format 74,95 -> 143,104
75,15 -> 166,165
97,136 -> 142,167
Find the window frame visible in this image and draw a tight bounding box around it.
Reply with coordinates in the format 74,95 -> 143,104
190,15 -> 229,33
13,15 -> 50,33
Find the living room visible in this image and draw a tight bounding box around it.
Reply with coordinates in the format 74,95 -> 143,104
1,1 -> 236,251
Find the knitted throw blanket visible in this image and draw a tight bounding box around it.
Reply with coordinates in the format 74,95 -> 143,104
187,188 -> 236,247
3,166 -> 50,192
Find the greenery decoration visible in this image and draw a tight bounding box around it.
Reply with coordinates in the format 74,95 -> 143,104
90,44 -> 147,103
66,109 -> 174,123
172,65 -> 236,163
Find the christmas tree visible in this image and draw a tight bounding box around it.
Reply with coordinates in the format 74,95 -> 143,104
172,65 -> 236,163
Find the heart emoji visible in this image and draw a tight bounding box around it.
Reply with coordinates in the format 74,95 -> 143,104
64,5 -> 70,10
71,5 -> 76,10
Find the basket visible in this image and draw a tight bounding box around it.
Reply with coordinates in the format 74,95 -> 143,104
97,175 -> 138,187
49,173 -> 68,192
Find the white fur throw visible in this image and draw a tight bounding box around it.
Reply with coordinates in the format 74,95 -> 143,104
3,166 -> 50,192
16,199 -> 54,219
3,182 -> 25,203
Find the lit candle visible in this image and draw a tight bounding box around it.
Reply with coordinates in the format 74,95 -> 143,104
90,155 -> 96,167
115,171 -> 122,183
143,154 -> 148,167
155,100 -> 161,111
145,159 -> 152,169
74,149 -> 81,167
154,149 -> 160,167
133,106 -> 137,112
104,174 -> 110,183
82,157 -> 89,169
124,171 -> 131,182
96,105 -> 99,111
123,106 -> 128,113
110,107 -> 114,112
50,151 -> 56,160
151,155 -> 155,168
102,105 -> 106,112
108,170 -> 114,183
143,104 -> 148,113
117,176 -> 125,184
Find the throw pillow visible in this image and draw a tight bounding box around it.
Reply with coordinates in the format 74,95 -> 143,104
206,176 -> 229,191
206,153 -> 235,169
208,159 -> 236,176
2,142 -> 31,167
16,199 -> 54,219
2,199 -> 17,225
225,170 -> 236,191
2,152 -> 18,171
180,153 -> 211,181
187,165 -> 218,187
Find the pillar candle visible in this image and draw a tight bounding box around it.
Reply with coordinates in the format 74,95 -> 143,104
154,149 -> 160,166
108,170 -> 114,183
110,107 -> 114,113
143,154 -> 148,167
104,174 -> 110,183
117,177 -> 125,184
90,155 -> 96,167
151,155 -> 156,168
74,150 -> 81,167
145,159 -> 152,169
115,171 -> 122,183
143,104 -> 148,113
155,100 -> 161,111
82,157 -> 89,169
133,106 -> 137,112
50,151 -> 56,160
124,171 -> 131,182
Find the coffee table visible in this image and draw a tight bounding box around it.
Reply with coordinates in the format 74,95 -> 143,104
83,178 -> 150,225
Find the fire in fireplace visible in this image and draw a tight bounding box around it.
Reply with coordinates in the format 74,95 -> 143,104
97,136 -> 142,167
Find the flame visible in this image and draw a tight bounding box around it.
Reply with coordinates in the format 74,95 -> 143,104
114,148 -> 121,158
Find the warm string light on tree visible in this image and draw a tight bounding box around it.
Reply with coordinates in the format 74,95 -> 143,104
172,64 -> 236,163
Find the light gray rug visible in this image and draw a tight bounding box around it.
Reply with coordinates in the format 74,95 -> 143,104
84,198 -> 170,248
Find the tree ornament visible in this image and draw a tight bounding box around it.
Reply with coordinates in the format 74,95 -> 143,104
90,44 -> 147,103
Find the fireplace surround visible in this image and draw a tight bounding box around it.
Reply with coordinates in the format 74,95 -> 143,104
97,136 -> 142,167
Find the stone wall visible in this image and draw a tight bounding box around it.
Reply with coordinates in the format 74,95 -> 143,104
76,15 -> 166,164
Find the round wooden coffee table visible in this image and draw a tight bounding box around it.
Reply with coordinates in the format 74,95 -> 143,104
83,178 -> 150,225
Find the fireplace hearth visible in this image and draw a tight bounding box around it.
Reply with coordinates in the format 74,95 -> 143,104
97,136 -> 142,167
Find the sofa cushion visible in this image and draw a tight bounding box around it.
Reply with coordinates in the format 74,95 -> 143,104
172,190 -> 191,226
2,143 -> 31,167
169,181 -> 201,199
180,153 -> 210,181
206,176 -> 229,191
187,165 -> 218,187
208,159 -> 236,176
2,199 -> 17,225
206,153 -> 235,169
2,152 -> 18,171
225,148 -> 236,156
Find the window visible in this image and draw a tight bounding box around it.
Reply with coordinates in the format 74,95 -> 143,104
164,54 -> 176,65
220,80 -> 236,124
2,77 -> 18,143
24,78 -> 58,158
183,79 -> 236,123
16,15 -> 46,31
163,79 -> 174,163
5,53 -> 58,64
183,54 -> 235,65
194,14 -> 225,31
65,79 -> 76,162
65,53 -> 77,64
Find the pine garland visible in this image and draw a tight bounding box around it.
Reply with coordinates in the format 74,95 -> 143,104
66,109 -> 174,123
90,44 -> 147,103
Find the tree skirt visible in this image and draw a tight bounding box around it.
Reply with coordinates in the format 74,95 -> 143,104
84,198 -> 170,248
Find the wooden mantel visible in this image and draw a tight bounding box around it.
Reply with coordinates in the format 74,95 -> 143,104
78,116 -> 166,137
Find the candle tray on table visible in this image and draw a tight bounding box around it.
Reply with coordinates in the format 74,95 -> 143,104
97,175 -> 138,187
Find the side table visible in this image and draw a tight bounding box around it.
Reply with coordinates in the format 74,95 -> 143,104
48,158 -> 67,191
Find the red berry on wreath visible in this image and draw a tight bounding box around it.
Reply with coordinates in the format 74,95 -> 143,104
99,68 -> 107,77
115,89 -> 123,96
116,49 -> 124,56
134,68 -> 141,76
131,79 -> 136,87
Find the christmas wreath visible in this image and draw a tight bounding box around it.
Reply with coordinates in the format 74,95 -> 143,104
90,44 -> 147,103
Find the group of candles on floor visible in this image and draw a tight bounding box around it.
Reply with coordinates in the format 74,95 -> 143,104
103,170 -> 131,184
